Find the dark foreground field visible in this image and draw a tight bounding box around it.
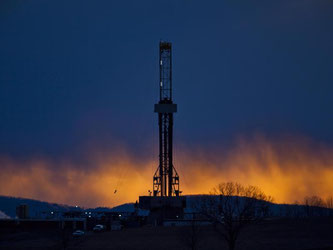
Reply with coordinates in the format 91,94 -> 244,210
1,217 -> 333,250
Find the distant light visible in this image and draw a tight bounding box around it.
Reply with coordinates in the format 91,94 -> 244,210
85,212 -> 87,214
160,60 -> 162,66
75,205 -> 78,208
51,212 -> 54,214
119,214 -> 121,217
89,212 -> 91,214
160,82 -> 162,87
88,215 -> 91,218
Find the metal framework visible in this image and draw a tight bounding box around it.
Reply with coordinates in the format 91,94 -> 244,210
153,42 -> 180,197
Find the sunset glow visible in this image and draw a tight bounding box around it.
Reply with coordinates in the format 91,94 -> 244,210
1,136 -> 332,207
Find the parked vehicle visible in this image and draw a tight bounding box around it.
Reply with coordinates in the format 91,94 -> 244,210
93,224 -> 105,232
72,230 -> 85,237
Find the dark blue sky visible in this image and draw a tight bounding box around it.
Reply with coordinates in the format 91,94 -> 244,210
1,0 -> 333,161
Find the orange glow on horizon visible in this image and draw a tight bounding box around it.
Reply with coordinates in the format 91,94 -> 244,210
0,136 -> 332,208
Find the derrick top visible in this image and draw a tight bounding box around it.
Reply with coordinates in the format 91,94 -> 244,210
160,41 -> 171,50
159,41 -> 173,102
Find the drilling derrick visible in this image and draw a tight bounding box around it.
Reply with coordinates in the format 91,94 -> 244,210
153,42 -> 180,197
139,42 -> 185,224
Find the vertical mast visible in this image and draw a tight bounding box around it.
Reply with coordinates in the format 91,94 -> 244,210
153,42 -> 180,197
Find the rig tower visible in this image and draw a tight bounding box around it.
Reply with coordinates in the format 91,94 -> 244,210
139,42 -> 185,224
153,42 -> 180,197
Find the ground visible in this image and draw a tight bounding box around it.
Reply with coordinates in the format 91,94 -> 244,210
0,217 -> 333,250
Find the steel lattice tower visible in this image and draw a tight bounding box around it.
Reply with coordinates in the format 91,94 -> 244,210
153,42 -> 180,197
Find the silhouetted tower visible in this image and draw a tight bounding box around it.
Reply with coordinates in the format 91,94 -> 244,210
153,42 -> 180,197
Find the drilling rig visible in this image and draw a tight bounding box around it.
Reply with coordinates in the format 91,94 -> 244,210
139,42 -> 185,224
153,42 -> 180,197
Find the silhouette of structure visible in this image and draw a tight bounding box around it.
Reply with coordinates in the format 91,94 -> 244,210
153,41 -> 180,197
139,42 -> 185,224
16,204 -> 29,219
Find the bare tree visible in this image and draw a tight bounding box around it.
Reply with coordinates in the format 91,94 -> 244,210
326,196 -> 333,216
325,196 -> 333,209
199,182 -> 273,250
303,195 -> 325,217
304,195 -> 324,207
180,219 -> 202,250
